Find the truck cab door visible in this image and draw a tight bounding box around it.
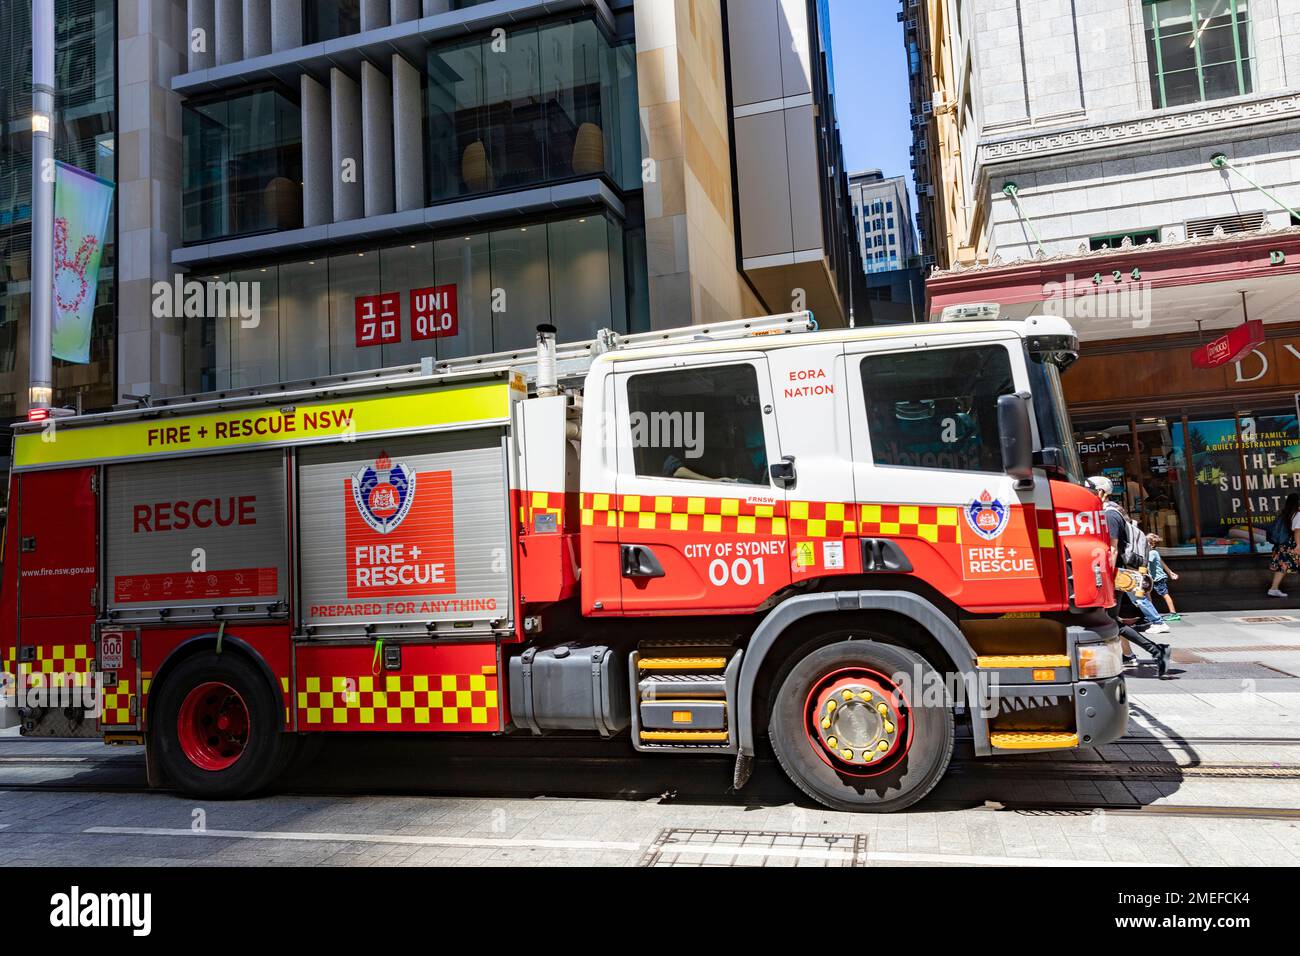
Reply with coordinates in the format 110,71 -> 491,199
845,335 -> 1058,612
611,354 -> 791,613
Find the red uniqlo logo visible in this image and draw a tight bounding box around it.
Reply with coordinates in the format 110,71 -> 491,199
355,292 -> 401,347
410,284 -> 458,340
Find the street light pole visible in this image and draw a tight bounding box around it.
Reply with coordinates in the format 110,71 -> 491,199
29,0 -> 55,421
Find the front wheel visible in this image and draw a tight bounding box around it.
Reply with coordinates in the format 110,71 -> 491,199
153,652 -> 288,798
768,639 -> 954,812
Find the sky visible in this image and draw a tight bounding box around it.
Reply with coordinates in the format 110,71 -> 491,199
827,0 -> 917,208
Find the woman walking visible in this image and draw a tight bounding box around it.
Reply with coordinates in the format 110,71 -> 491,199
1268,493 -> 1300,598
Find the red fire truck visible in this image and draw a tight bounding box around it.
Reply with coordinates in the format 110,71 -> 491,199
0,311 -> 1125,811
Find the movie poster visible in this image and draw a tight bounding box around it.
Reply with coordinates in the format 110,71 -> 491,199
1170,414 -> 1300,554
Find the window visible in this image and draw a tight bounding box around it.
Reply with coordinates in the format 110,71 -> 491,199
182,89 -> 302,243
426,17 -> 640,203
1144,0 -> 1252,109
1170,412 -> 1300,555
305,0 -> 360,43
860,346 -> 1016,473
626,365 -> 770,485
1089,229 -> 1160,250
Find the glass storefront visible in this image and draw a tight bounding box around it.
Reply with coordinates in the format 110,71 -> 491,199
183,210 -> 644,392
182,88 -> 303,244
0,0 -> 116,419
1074,408 -> 1300,557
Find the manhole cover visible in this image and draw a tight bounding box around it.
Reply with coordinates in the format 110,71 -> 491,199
639,828 -> 867,867
1229,615 -> 1298,624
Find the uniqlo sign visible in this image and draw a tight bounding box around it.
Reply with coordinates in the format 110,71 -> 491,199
355,292 -> 401,347
411,284 -> 458,340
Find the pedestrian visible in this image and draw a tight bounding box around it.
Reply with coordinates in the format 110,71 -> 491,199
1090,475 -> 1171,677
1268,493 -> 1300,598
1146,533 -> 1179,621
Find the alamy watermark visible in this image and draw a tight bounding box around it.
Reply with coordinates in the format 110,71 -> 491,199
1042,272 -> 1152,328
152,274 -> 261,328
626,410 -> 705,459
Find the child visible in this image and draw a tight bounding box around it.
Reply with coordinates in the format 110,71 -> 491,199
1146,533 -> 1179,622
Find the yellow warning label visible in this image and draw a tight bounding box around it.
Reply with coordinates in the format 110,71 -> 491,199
796,541 -> 816,567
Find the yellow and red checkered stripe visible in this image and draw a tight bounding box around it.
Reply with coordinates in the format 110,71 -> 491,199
520,490 -> 565,531
4,643 -> 95,688
581,493 -> 963,543
100,679 -> 134,725
582,493 -> 788,535
857,504 -> 962,544
518,490 -> 580,534
297,672 -> 498,729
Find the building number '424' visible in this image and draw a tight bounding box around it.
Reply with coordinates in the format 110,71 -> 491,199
1094,268 -> 1142,284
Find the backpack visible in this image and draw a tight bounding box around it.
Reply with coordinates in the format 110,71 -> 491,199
1268,513 -> 1293,548
1106,501 -> 1149,568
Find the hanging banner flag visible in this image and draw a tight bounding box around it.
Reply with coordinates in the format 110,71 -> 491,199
51,161 -> 115,364
1191,318 -> 1265,370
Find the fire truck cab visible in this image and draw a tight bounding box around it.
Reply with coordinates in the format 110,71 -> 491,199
0,311 -> 1127,812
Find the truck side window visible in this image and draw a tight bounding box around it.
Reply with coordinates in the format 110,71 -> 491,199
626,364 -> 770,485
860,346 -> 1015,473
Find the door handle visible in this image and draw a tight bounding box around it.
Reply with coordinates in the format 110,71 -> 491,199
621,544 -> 665,579
769,455 -> 797,490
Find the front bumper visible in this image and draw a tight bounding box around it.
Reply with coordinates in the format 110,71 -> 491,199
977,616 -> 1129,754
1074,674 -> 1128,747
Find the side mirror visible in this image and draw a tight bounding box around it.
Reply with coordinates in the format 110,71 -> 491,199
997,392 -> 1034,488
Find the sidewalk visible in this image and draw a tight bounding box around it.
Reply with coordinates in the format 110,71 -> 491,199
1114,607 -> 1300,747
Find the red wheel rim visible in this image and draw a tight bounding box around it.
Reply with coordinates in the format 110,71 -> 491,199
177,682 -> 250,771
803,666 -> 913,778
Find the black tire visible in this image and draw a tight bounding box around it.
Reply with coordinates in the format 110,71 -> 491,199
768,639 -> 954,812
152,651 -> 288,799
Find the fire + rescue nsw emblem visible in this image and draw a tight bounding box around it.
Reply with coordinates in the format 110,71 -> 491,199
965,489 -> 1009,541
351,453 -> 416,534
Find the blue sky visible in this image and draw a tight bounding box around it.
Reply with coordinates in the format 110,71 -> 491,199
828,0 -> 916,203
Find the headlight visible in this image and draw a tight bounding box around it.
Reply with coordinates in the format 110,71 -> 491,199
1078,638 -> 1124,680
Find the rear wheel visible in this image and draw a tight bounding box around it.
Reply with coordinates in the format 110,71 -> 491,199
153,652 -> 287,798
768,639 -> 954,812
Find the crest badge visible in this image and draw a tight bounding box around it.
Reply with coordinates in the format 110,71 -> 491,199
351,452 -> 416,534
965,489 -> 1009,541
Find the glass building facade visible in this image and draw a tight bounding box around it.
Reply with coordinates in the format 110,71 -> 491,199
182,88 -> 303,244
0,0 -> 116,419
426,16 -> 641,200
183,210 -> 644,392
179,11 -> 645,391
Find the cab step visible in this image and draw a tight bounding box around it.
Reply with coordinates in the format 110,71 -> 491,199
989,731 -> 1079,750
638,672 -> 728,700
637,656 -> 728,671
631,645 -> 741,752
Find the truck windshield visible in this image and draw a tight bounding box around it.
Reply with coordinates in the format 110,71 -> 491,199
1027,353 -> 1084,485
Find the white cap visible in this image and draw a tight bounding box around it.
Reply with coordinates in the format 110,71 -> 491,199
1087,475 -> 1114,497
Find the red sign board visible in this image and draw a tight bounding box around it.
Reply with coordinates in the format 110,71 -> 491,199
355,292 -> 401,347
410,284 -> 458,340
344,464 -> 457,599
1192,319 -> 1265,369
